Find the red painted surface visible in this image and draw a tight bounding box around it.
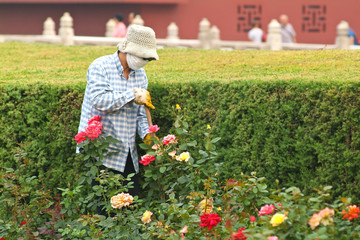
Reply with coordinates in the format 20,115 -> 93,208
0,0 -> 359,44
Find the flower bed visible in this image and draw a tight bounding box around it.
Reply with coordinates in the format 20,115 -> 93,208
1,108 -> 359,239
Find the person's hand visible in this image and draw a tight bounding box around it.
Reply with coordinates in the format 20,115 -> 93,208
133,88 -> 155,109
143,133 -> 159,146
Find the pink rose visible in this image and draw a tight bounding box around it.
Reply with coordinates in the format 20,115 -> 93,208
250,216 -> 256,222
268,237 -> 278,240
148,125 -> 160,133
162,134 -> 177,145
88,115 -> 102,124
180,225 -> 188,239
85,121 -> 103,140
74,131 -> 87,143
139,154 -> 156,166
258,204 -> 276,216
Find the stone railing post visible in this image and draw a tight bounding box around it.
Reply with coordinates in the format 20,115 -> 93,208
132,15 -> 144,26
167,22 -> 179,40
210,25 -> 220,49
198,18 -> 211,49
336,21 -> 350,49
59,12 -> 74,45
166,22 -> 179,47
105,18 -> 116,37
266,19 -> 282,50
43,17 -> 56,36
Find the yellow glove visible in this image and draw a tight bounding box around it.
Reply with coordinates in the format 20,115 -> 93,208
133,88 -> 155,109
143,133 -> 159,146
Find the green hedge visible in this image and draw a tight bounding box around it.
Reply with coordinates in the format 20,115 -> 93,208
2,79 -> 360,200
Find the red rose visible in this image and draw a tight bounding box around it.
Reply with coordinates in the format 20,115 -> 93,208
148,125 -> 160,133
1,237 -> 6,240
342,205 -> 360,221
85,121 -> 102,140
226,178 -> 239,187
88,115 -> 102,124
162,135 -> 177,145
232,227 -> 247,240
74,131 -> 87,143
20,220 -> 26,226
199,213 -> 221,231
139,154 -> 156,166
75,116 -> 103,143
250,216 -> 256,222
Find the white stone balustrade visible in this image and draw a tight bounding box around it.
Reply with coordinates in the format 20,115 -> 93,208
43,17 -> 56,36
105,18 -> 116,37
267,19 -> 282,50
0,15 -> 356,50
167,22 -> 179,40
210,26 -> 220,49
336,21 -> 350,49
198,18 -> 211,49
132,15 -> 144,26
59,12 -> 74,45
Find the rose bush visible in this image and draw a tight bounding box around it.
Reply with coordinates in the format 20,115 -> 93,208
1,106 -> 360,239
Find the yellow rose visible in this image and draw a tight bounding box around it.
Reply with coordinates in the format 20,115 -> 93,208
176,104 -> 181,109
141,210 -> 153,224
207,124 -> 211,129
270,213 -> 287,227
176,152 -> 190,162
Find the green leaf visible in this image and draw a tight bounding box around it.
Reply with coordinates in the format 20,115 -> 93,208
187,140 -> 197,147
177,176 -> 188,184
210,137 -> 221,143
139,143 -> 150,150
160,166 -> 166,173
179,143 -> 187,150
77,176 -> 86,185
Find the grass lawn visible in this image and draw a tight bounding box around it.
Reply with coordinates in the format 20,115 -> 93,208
1,42 -> 360,86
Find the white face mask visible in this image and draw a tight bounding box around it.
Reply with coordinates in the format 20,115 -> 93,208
126,53 -> 148,70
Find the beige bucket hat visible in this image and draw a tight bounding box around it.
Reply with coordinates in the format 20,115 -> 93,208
117,24 -> 159,60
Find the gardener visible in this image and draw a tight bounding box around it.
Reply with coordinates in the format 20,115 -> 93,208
77,24 -> 159,203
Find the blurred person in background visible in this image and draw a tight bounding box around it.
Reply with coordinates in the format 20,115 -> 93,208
248,21 -> 264,43
128,12 -> 137,26
112,13 -> 127,38
348,27 -> 358,45
279,14 -> 296,43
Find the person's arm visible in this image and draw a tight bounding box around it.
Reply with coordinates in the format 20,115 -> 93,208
88,64 -> 135,112
290,24 -> 296,43
137,105 -> 149,140
136,78 -> 150,140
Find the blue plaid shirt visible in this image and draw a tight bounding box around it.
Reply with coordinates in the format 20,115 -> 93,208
77,51 -> 149,173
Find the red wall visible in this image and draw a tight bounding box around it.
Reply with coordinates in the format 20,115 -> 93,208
0,0 -> 359,44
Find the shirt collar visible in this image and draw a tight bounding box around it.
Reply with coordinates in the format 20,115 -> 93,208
113,51 -> 123,73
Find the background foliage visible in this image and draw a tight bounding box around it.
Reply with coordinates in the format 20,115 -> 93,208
1,42 -> 360,201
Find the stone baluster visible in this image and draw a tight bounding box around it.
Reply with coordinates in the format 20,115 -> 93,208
59,12 -> 74,45
105,18 -> 116,37
132,15 -> 144,26
198,18 -> 211,49
167,22 -> 179,40
166,22 -> 179,47
266,19 -> 282,50
43,17 -> 56,36
336,21 -> 350,49
210,25 -> 220,49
